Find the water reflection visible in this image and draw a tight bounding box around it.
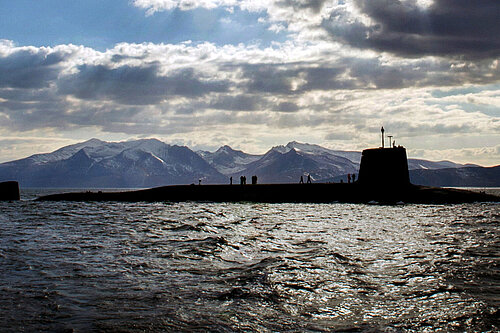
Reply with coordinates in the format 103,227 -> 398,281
0,196 -> 498,331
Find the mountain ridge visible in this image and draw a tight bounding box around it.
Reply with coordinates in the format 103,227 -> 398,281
0,139 -> 226,187
0,138 -> 495,188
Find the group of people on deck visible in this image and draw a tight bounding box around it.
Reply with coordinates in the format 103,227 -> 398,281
340,173 -> 356,183
299,174 -> 312,184
347,173 -> 356,183
229,176 -> 259,185
225,172 -> 356,185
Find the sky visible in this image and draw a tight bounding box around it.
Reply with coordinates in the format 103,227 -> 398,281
0,0 -> 499,165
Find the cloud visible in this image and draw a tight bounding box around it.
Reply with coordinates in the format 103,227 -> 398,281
241,64 -> 300,94
0,48 -> 67,88
131,0 -> 500,60
322,0 -> 500,59
132,0 -> 266,14
239,57 -> 500,94
131,0 -> 327,38
132,0 -> 235,13
0,39 -> 499,165
411,144 -> 500,166
58,64 -> 229,105
209,94 -> 262,111
275,0 -> 328,13
1,0 -> 498,166
0,136 -> 79,163
275,101 -> 300,112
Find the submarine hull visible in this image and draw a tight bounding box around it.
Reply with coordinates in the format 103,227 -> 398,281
36,183 -> 499,204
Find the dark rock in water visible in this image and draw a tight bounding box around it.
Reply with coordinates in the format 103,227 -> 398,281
0,181 -> 20,201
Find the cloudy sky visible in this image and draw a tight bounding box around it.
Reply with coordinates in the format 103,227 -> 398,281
0,0 -> 499,165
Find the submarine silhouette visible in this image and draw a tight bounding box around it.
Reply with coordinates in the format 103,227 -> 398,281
36,141 -> 499,204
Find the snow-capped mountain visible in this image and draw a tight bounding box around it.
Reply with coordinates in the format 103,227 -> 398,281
407,158 -> 476,170
0,139 -> 226,188
0,139 -> 489,188
285,141 -> 361,163
283,141 -> 472,170
410,165 -> 500,187
198,141 -> 360,183
197,145 -> 261,175
202,141 -> 475,184
226,145 -> 359,183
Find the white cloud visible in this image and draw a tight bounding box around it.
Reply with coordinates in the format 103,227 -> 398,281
411,145 -> 500,167
133,0 -> 242,14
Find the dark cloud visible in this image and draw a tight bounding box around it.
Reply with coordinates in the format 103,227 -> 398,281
0,49 -> 66,88
189,93 -> 300,113
242,64 -> 299,94
0,87 -> 60,103
323,0 -> 500,59
58,64 -> 229,105
110,54 -> 148,63
0,85 -> 74,131
385,120 -> 480,137
241,64 -> 354,94
238,62 -> 384,94
0,40 -> 497,138
0,100 -> 71,131
68,105 -> 145,128
346,58 -> 426,89
300,67 -> 354,90
241,56 -> 500,95
275,101 -> 300,112
0,85 -> 148,131
0,96 -> 148,132
209,94 -> 261,111
325,132 -> 354,141
276,0 -> 328,13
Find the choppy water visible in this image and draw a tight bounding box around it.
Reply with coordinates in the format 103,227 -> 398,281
0,189 -> 499,332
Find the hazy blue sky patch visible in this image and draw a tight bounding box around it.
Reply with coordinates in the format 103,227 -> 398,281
0,0 -> 286,49
431,84 -> 500,99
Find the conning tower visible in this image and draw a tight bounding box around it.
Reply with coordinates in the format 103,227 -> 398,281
357,128 -> 410,188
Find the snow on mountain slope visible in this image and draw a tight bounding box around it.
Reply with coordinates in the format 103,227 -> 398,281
198,141 -> 478,182
410,165 -> 500,187
0,139 -> 226,187
0,138 -> 484,187
199,141 -> 361,182
407,158 -> 477,170
20,138 -> 106,165
197,145 -> 261,174
22,138 -> 177,165
229,146 -> 359,183
286,141 -> 362,164
284,141 -> 475,170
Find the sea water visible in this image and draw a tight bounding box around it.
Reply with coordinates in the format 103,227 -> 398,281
0,189 -> 498,332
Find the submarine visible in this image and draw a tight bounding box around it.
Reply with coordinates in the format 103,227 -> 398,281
36,130 -> 499,204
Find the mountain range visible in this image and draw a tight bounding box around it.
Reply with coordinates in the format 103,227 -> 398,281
0,139 -> 225,188
0,138 -> 497,188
